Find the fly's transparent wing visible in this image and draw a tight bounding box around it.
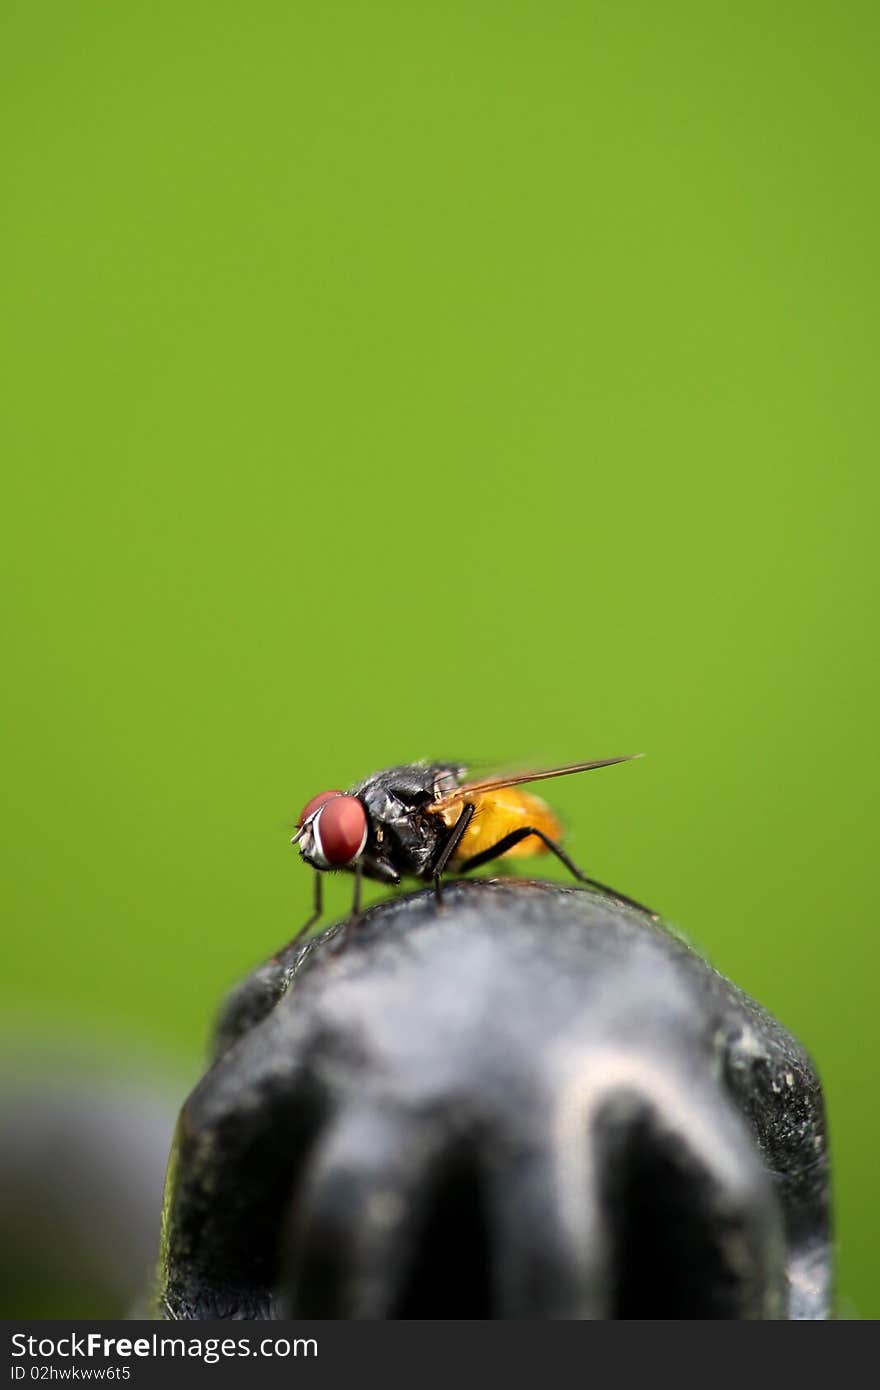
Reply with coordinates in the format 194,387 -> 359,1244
431,755 -> 642,813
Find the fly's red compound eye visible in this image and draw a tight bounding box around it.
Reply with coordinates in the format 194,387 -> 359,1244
314,795 -> 368,865
298,790 -> 342,827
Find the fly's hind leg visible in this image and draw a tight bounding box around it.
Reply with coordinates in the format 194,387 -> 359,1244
456,826 -> 658,918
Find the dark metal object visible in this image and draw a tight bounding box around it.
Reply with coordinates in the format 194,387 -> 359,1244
157,880 -> 832,1319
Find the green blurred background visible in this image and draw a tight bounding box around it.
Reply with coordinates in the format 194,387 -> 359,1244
1,0 -> 877,1316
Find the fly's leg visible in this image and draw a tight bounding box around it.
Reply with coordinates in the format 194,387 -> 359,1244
432,803 -> 476,904
292,872 -> 324,941
351,860 -> 363,918
456,826 -> 658,918
360,855 -> 401,888
340,857 -> 400,941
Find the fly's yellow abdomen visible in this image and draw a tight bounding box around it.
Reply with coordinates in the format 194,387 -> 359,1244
445,788 -> 563,862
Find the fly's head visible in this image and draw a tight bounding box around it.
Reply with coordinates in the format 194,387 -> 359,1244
292,791 -> 369,871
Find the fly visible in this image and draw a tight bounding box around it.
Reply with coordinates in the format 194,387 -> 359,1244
290,756 -> 654,935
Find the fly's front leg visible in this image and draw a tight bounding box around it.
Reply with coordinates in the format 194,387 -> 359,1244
292,871 -> 323,942
350,860 -> 363,919
360,855 -> 401,888
457,826 -> 658,918
432,803 -> 475,905
344,855 -> 401,925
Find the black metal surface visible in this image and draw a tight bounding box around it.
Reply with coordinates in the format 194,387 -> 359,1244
157,879 -> 832,1319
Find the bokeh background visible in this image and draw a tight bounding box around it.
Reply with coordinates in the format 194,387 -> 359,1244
1,0 -> 877,1317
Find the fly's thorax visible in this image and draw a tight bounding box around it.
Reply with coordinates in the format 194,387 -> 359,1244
351,761 -> 464,809
355,781 -> 445,880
